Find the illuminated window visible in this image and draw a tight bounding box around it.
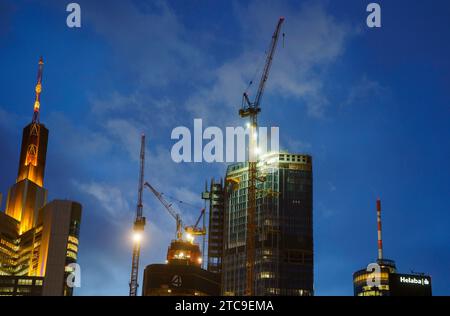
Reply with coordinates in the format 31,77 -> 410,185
67,243 -> 78,252
17,287 -> 31,293
266,288 -> 280,294
66,250 -> 77,260
260,272 -> 275,279
35,280 -> 43,286
18,279 -> 32,285
68,236 -> 79,245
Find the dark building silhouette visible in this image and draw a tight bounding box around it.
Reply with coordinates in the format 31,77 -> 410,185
142,239 -> 220,296
142,264 -> 220,296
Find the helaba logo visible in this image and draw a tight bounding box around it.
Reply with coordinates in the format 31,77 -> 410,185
400,276 -> 430,286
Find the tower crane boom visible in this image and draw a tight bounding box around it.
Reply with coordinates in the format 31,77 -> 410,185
144,182 -> 183,240
240,17 -> 285,115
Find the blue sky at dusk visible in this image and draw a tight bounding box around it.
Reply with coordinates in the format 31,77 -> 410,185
0,0 -> 449,295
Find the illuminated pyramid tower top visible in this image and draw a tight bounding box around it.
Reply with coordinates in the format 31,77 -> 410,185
6,57 -> 49,232
16,56 -> 49,187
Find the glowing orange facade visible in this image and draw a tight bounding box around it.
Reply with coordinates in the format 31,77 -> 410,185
5,56 -> 48,233
166,240 -> 202,267
0,58 -> 82,296
5,122 -> 49,233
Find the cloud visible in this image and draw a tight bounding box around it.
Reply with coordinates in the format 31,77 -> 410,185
328,181 -> 337,192
47,112 -> 113,160
283,137 -> 312,154
73,180 -> 130,223
0,107 -> 19,130
84,0 -> 206,88
184,1 -> 356,124
342,76 -> 386,108
85,0 -> 356,133
317,201 -> 334,219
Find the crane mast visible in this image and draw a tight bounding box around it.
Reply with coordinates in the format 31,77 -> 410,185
129,134 -> 146,296
239,17 -> 284,296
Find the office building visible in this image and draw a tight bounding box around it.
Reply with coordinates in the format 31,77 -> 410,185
0,57 -> 82,296
221,152 -> 313,296
353,200 -> 432,296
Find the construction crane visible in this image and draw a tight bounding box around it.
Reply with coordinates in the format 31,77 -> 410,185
239,17 -> 285,296
144,182 -> 206,241
185,208 -> 207,238
129,134 -> 146,296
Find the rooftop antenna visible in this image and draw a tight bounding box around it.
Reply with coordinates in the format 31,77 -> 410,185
376,199 -> 383,261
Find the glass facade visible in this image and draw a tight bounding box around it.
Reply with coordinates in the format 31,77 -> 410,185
222,152 -> 314,296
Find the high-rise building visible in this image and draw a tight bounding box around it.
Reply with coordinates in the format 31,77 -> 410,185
202,178 -> 225,274
0,57 -> 82,296
353,200 -> 432,296
221,152 -> 313,296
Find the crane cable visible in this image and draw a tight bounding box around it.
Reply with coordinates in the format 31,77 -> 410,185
159,192 -> 203,211
244,31 -> 286,99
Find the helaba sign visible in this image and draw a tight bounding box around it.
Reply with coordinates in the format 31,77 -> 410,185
399,276 -> 430,286
389,273 -> 432,296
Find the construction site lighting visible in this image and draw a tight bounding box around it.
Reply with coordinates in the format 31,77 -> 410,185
186,233 -> 194,243
132,231 -> 143,243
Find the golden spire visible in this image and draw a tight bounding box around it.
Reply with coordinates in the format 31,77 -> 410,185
32,56 -> 44,123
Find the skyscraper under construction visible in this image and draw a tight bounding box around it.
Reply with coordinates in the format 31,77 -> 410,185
221,152 -> 313,296
0,57 -> 82,296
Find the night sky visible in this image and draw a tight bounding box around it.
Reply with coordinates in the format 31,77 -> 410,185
0,0 -> 449,295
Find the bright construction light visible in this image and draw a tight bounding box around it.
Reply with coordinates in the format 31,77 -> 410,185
198,257 -> 203,264
132,232 -> 142,243
253,132 -> 258,140
246,122 -> 251,129
186,233 -> 194,243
